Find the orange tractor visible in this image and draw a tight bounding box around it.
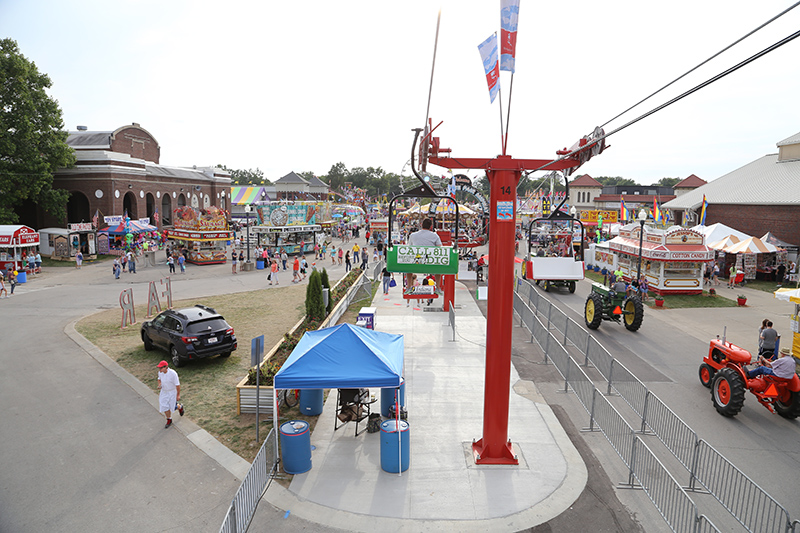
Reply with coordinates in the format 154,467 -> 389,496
699,335 -> 800,418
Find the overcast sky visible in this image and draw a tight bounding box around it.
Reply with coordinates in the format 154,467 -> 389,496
3,0 -> 799,185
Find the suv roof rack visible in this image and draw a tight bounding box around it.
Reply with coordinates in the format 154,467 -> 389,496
194,304 -> 217,314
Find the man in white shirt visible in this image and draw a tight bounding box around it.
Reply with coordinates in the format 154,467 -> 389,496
408,218 -> 442,247
157,360 -> 184,428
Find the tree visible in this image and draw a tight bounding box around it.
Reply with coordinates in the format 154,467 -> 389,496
305,270 -> 325,322
0,39 -> 75,224
320,268 -> 332,313
651,177 -> 680,188
215,165 -> 270,186
594,176 -> 638,187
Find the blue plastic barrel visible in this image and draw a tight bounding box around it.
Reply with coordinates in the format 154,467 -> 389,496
280,420 -> 311,474
256,260 -> 265,270
16,271 -> 27,283
381,381 -> 405,417
300,389 -> 323,416
380,420 -> 410,473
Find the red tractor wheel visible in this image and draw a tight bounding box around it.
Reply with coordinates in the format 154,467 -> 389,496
698,363 -> 716,388
774,389 -> 800,419
711,368 -> 746,417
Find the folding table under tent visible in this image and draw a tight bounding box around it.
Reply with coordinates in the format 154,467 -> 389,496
273,323 -> 406,461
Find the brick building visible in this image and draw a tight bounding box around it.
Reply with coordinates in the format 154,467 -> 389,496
663,131 -> 800,245
38,123 -> 232,229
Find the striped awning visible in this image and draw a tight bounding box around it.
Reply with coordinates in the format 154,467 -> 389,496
231,186 -> 270,205
724,236 -> 778,254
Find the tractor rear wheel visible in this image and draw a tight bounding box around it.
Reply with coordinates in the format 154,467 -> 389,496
622,295 -> 644,331
698,363 -> 716,388
774,389 -> 800,419
711,367 -> 745,417
584,292 -> 604,330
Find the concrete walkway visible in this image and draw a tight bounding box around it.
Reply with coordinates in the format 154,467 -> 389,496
253,280 -> 587,532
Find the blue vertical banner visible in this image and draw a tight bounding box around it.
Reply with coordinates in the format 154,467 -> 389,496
500,0 -> 520,72
477,33 -> 500,103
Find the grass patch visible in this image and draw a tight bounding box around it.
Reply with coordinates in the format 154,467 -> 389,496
738,278 -> 798,294
583,269 -> 738,308
76,284 -> 308,461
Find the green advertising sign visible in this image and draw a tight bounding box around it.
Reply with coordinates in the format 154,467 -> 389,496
386,245 -> 459,274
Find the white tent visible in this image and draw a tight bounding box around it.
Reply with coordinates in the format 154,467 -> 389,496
691,223 -> 751,245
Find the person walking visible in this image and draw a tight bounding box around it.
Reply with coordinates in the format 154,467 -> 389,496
75,250 -> 83,269
352,243 -> 360,264
157,360 -> 183,429
712,263 -> 720,286
269,259 -> 279,285
300,256 -> 308,280
361,247 -> 369,271
338,246 -> 343,265
167,254 -> 175,274
8,270 -> 16,295
345,251 -> 352,272
178,254 -> 186,274
113,258 -> 121,279
231,250 -> 238,274
292,256 -> 301,283
0,276 -> 7,298
382,266 -> 392,294
759,321 -> 778,358
330,245 -> 336,265
280,250 -> 288,270
128,252 -> 136,274
35,251 -> 42,273
238,250 -> 244,271
728,264 -> 738,289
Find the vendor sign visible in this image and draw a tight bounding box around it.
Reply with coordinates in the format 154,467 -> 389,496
386,245 -> 458,274
580,210 -> 618,225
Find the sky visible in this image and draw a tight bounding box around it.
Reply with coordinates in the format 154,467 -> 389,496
2,0 -> 799,186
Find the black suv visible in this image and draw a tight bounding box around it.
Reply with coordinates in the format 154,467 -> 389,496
141,305 -> 237,367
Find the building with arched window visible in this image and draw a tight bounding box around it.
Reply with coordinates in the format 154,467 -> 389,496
39,123 -> 232,230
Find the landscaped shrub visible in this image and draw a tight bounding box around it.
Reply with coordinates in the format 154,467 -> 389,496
306,270 -> 325,322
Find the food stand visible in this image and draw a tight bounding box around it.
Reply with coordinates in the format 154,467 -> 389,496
166,206 -> 232,265
253,203 -> 328,254
0,225 -> 40,272
606,225 -> 713,295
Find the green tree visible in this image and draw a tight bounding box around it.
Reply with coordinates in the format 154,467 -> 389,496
594,176 -> 638,187
215,165 -> 270,186
651,177 -> 680,188
320,268 -> 332,313
305,270 -> 325,322
0,39 -> 75,224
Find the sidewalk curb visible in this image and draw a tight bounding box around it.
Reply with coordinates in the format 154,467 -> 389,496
64,318 -> 251,482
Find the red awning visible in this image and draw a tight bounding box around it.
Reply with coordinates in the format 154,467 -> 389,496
0,225 -> 40,247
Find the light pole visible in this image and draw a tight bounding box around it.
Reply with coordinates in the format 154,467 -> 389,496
244,204 -> 252,270
635,208 -> 647,281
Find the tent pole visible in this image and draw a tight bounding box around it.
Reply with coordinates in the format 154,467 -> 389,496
273,388 -> 279,466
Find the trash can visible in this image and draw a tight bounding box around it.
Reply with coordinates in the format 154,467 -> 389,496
256,259 -> 265,270
300,389 -> 323,416
381,381 -> 405,417
358,307 -> 376,330
16,271 -> 27,284
280,420 -> 311,474
380,420 -> 409,473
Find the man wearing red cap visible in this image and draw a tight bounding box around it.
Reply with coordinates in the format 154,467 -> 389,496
157,360 -> 184,428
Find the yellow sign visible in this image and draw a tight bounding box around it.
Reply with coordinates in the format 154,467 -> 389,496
579,210 -> 618,224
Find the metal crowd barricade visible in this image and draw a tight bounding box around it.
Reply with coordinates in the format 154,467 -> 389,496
628,437 -> 720,533
690,440 -> 791,533
219,428 -> 279,533
512,277 -> 794,533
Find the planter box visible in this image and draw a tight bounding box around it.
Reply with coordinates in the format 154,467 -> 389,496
737,298 -> 747,306
654,299 -> 664,307
235,272 -> 368,414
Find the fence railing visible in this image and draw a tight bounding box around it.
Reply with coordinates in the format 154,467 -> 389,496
219,428 -> 278,533
514,279 -> 796,533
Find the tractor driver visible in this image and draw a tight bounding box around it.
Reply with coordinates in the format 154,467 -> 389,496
747,347 -> 796,380
611,279 -> 627,294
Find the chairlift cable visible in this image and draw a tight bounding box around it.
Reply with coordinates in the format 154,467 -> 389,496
492,27 -> 800,179
423,10 -> 442,144
600,1 -> 800,129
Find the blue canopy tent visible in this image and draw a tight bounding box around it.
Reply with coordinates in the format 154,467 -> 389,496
274,323 -> 404,389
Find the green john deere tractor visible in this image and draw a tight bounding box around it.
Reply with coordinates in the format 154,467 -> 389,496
584,282 -> 644,331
